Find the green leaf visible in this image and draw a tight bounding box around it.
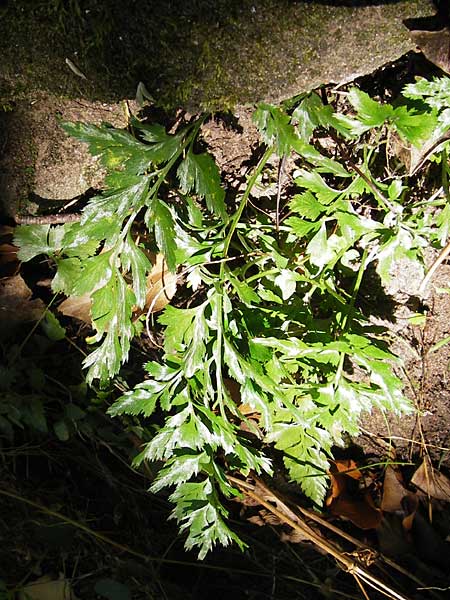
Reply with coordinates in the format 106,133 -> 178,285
54,419 -> 70,441
151,451 -> 210,492
61,121 -> 151,174
72,251 -> 113,296
435,202 -> 450,245
291,139 -> 350,177
274,269 -> 299,300
41,311 -> 66,341
295,170 -> 340,204
227,273 -> 260,305
403,76 -> 450,110
84,272 -> 135,383
138,124 -> 184,164
52,258 -> 82,294
348,88 -> 393,128
80,176 -> 149,223
223,337 -> 246,384
391,105 -> 438,146
273,422 -> 330,505
94,578 -> 131,600
375,228 -> 419,285
15,225 -> 50,261
289,191 -> 324,220
169,478 -> 245,559
177,150 -> 227,221
292,93 -> 322,140
253,103 -> 296,155
336,209 -> 379,244
159,305 -> 198,353
387,179 -> 403,201
184,309 -> 208,377
121,234 -> 151,307
146,199 -> 177,272
285,216 -> 319,238
306,222 -> 334,269
108,381 -> 166,417
292,93 -> 357,138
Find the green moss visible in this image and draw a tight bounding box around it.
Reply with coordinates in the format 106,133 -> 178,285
0,0 -> 434,112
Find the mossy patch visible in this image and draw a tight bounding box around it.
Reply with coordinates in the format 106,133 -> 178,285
0,0 -> 434,111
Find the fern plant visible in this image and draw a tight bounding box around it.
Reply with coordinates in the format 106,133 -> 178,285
15,77 -> 450,558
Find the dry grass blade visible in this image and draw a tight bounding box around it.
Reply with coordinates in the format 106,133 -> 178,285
228,474 -> 412,600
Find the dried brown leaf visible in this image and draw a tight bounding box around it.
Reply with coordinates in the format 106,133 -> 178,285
279,529 -> 309,544
0,274 -> 45,326
0,243 -> 18,265
58,293 -> 92,324
326,459 -> 361,506
401,493 -> 419,533
18,575 -> 76,600
411,457 -> 450,502
381,466 -> 410,513
57,253 -> 177,325
333,459 -> 361,479
144,254 -> 177,313
329,492 -> 382,530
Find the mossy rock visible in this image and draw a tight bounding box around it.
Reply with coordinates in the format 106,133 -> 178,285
0,0 -> 434,111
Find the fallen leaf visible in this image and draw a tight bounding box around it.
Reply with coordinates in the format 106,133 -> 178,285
327,460 -> 381,529
381,466 -> 410,513
19,575 -> 76,600
401,493 -> 419,534
57,253 -> 177,325
144,253 -> 177,313
330,491 -> 382,530
94,578 -> 131,600
58,293 -> 92,324
377,514 -> 414,559
333,459 -> 361,480
0,274 -> 45,328
0,226 -> 19,277
223,377 -> 241,404
326,471 -> 347,506
411,457 -> 450,502
326,459 -> 361,506
0,243 -> 18,266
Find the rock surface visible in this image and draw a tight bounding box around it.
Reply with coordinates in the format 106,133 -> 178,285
0,0 -> 435,213
0,1 -> 435,110
0,95 -> 137,213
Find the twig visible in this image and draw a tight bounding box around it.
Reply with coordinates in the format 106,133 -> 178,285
419,238 -> 450,295
276,155 -> 287,235
14,213 -> 81,224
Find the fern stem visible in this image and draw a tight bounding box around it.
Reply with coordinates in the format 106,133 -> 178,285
222,145 -> 275,258
213,145 -> 274,418
334,247 -> 368,385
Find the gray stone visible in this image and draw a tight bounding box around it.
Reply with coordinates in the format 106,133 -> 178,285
0,1 -> 435,112
0,95 -> 137,215
178,0 -> 435,110
0,0 -> 435,211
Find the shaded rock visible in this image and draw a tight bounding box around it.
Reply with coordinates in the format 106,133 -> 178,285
0,94 -> 137,217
